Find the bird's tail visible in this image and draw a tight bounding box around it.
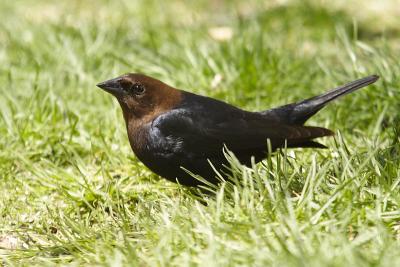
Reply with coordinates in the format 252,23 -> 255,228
262,75 -> 379,125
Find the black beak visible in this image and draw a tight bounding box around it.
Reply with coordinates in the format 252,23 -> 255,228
97,77 -> 122,96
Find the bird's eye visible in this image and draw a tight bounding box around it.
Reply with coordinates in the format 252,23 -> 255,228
131,83 -> 146,95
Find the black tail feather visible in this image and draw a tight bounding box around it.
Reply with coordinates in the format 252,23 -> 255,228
262,75 -> 379,125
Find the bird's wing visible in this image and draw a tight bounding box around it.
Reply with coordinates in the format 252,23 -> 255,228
150,108 -> 332,157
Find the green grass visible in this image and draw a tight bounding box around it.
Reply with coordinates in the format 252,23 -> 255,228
0,0 -> 399,266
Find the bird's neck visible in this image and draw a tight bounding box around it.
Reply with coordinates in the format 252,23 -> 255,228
125,117 -> 150,157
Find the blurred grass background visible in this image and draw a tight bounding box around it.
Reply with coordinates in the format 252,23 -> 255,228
0,0 -> 399,266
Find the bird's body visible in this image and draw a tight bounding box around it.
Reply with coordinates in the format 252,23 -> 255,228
97,74 -> 379,186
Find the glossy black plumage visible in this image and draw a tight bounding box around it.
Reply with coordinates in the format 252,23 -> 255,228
97,74 -> 379,186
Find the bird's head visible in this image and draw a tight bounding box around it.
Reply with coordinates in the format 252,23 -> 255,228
97,73 -> 182,122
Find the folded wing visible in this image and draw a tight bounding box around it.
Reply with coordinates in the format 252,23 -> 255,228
151,108 -> 333,160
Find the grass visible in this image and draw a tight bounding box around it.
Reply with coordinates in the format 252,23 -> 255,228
0,0 -> 399,266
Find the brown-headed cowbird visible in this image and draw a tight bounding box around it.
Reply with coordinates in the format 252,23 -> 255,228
97,74 -> 379,186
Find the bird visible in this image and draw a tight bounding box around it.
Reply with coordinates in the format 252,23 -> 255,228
97,73 -> 379,186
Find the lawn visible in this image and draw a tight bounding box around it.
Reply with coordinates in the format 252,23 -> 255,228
0,0 -> 399,266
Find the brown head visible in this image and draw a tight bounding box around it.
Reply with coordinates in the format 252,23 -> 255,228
97,73 -> 182,124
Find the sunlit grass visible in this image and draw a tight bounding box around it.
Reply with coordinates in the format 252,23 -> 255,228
0,0 -> 399,266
